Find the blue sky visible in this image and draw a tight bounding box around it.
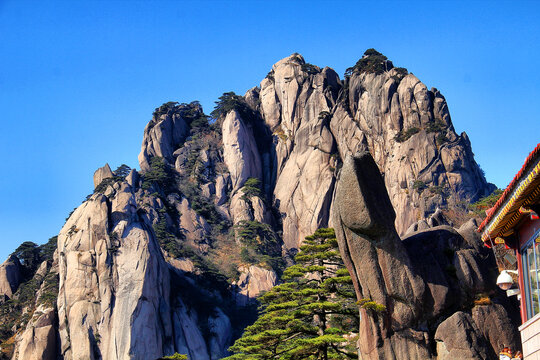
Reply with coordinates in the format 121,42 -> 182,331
0,0 -> 539,260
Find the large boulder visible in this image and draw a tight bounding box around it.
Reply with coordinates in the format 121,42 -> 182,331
138,102 -> 199,171
472,303 -> 521,358
332,152 -> 519,359
435,311 -> 489,360
0,255 -> 22,300
332,152 -> 427,359
331,67 -> 494,235
12,306 -> 57,360
93,163 -> 114,188
234,265 -> 277,306
259,54 -> 339,249
56,175 -> 234,360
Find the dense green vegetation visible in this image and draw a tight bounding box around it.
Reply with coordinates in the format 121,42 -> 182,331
153,101 -> 179,118
211,92 -> 253,120
0,236 -> 58,357
394,127 -> 420,143
301,63 -> 320,75
235,220 -> 284,273
413,180 -> 427,193
159,353 -> 188,360
345,48 -> 390,76
11,237 -> 56,277
152,208 -> 183,258
241,177 -> 263,201
469,188 -> 503,217
224,228 -> 358,360
142,157 -> 176,191
425,120 -> 446,134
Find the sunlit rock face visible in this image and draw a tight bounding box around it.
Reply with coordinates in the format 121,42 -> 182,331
256,53 -> 492,249
55,175 -> 236,360
4,51 -> 499,360
0,255 -> 23,299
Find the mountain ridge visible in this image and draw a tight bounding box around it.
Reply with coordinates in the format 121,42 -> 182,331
0,49 -> 505,360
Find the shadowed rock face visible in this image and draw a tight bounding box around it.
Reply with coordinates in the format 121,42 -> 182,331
333,152 -> 429,359
332,152 -> 520,360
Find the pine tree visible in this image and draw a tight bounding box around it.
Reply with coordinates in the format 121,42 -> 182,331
158,354 -> 188,360
224,228 -> 358,360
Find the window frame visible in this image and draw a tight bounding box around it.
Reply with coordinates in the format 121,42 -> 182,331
521,228 -> 540,320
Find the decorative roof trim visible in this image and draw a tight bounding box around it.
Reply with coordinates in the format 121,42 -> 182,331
478,144 -> 540,233
479,144 -> 540,242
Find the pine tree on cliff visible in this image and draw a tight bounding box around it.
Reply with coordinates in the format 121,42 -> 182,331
224,228 -> 358,360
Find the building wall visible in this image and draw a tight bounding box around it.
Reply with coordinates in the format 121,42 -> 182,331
517,217 -> 540,323
519,217 -> 540,247
520,313 -> 540,359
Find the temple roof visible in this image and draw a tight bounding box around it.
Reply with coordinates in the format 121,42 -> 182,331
478,143 -> 540,244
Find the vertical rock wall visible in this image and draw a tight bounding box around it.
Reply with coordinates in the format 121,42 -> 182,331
5,51 -> 501,360
332,152 -> 519,360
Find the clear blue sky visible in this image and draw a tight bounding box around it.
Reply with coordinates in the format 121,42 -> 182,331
1,0 -> 539,261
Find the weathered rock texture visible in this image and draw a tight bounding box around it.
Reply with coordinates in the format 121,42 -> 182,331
3,51 -> 505,360
138,102 -> 194,172
56,171 -> 237,360
132,52 -> 494,253
0,255 -> 22,300
336,67 -> 494,234
234,265 -> 277,306
93,164 -> 114,188
332,152 -> 519,360
10,257 -> 59,360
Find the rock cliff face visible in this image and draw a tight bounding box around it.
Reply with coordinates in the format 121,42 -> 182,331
55,166 -> 241,360
0,256 -> 22,300
11,259 -> 58,360
1,50 -> 505,360
219,51 -> 491,250
332,152 -> 519,359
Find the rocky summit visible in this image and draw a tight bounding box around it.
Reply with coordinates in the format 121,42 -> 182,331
0,50 -> 510,360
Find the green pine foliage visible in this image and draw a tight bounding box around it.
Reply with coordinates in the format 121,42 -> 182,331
301,63 -> 320,75
345,48 -> 390,76
159,353 -> 188,360
211,91 -> 252,120
241,177 -> 263,200
468,188 -> 503,217
1,236 -> 59,356
394,127 -> 420,143
153,101 -> 179,118
11,241 -> 40,275
141,156 -> 177,192
235,220 -> 284,273
113,164 -> 131,179
224,228 -> 358,360
412,180 -> 427,193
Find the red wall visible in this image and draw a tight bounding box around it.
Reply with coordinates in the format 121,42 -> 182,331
519,217 -> 540,246
517,216 -> 540,323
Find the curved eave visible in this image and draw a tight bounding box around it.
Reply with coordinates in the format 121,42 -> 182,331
480,158 -> 540,246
